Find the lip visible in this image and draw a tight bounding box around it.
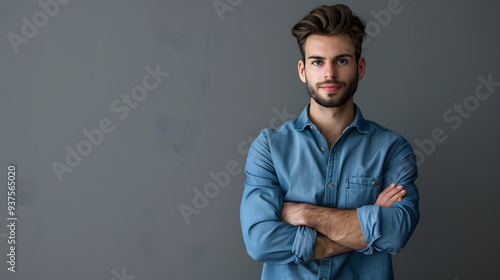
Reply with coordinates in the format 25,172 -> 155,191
320,84 -> 342,92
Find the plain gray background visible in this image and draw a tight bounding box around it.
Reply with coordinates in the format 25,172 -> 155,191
0,0 -> 499,279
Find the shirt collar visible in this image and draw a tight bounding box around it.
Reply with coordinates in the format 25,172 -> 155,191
294,102 -> 368,134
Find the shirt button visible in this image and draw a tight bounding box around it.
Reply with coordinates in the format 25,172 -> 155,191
322,278 -> 327,280
371,181 -> 376,186
328,182 -> 334,188
321,146 -> 327,151
309,125 -> 313,129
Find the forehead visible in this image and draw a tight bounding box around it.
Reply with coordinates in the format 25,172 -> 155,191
304,34 -> 355,58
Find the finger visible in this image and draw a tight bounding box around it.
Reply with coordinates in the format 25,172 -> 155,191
382,186 -> 406,205
384,185 -> 404,199
380,183 -> 397,196
390,188 -> 406,200
387,189 -> 406,205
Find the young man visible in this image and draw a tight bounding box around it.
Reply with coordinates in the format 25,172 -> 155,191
240,4 -> 420,280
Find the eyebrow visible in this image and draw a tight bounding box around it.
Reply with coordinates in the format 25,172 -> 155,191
307,53 -> 353,60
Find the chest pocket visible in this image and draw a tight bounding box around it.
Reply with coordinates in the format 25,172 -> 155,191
345,176 -> 383,208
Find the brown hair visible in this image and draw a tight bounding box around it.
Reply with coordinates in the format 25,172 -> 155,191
291,4 -> 366,62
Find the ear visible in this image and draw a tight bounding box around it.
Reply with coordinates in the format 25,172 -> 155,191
298,60 -> 306,83
357,57 -> 366,81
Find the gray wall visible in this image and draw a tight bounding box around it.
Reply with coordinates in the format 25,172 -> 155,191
0,0 -> 498,279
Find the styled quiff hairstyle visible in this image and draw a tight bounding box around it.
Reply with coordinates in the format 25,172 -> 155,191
291,4 -> 366,63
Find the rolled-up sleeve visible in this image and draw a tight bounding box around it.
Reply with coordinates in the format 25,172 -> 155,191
240,130 -> 317,264
356,137 -> 420,255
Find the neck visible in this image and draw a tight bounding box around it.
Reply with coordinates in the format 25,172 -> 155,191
308,98 -> 356,137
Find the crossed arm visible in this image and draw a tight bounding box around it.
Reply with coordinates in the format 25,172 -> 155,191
241,132 -> 419,263
282,183 -> 406,260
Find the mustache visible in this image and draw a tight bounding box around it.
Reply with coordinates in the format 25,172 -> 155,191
316,80 -> 346,88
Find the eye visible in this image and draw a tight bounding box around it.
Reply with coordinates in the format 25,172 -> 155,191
312,60 -> 323,66
337,58 -> 348,65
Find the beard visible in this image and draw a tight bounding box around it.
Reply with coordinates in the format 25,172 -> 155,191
306,73 -> 359,108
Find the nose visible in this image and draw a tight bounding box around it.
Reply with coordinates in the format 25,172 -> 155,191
323,62 -> 337,80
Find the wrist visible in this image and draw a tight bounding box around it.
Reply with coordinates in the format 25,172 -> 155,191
301,204 -> 316,228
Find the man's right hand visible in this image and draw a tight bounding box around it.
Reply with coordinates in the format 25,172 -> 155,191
374,183 -> 406,207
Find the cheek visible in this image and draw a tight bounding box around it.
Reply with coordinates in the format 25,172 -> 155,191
304,67 -> 321,82
338,67 -> 357,80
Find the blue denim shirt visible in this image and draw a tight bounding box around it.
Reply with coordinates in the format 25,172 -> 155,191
240,103 -> 419,280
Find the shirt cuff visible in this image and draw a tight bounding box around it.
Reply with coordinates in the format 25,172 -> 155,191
291,226 -> 317,264
355,205 -> 382,254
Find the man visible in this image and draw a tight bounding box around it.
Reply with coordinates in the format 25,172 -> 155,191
240,4 -> 419,280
